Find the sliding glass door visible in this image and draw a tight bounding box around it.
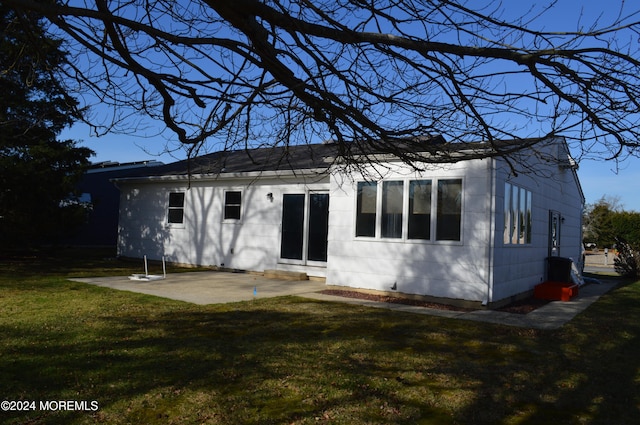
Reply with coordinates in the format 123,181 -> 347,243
280,193 -> 329,265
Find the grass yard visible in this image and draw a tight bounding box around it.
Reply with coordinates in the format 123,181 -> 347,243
1,248 -> 639,424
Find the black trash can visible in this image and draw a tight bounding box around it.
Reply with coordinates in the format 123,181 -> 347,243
547,257 -> 573,282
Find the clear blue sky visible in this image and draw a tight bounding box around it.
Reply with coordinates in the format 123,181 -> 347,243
58,0 -> 640,212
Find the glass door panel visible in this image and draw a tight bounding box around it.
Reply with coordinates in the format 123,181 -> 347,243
307,193 -> 329,262
280,194 -> 305,260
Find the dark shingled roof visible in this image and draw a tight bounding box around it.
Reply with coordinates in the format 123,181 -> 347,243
144,135 -> 450,177
151,143 -> 340,176
130,135 -> 558,178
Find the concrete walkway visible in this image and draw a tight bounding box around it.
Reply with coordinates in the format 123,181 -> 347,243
303,280 -> 617,330
72,271 -> 618,330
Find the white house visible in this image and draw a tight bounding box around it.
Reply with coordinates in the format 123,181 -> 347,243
114,136 -> 584,307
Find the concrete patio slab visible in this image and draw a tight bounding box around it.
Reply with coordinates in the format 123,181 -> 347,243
72,271 -> 618,330
71,271 -> 325,305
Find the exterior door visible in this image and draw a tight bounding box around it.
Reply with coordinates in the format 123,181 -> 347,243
280,193 -> 329,264
549,210 -> 561,257
281,194 -> 305,261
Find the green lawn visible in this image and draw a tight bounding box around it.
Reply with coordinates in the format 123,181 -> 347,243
1,249 -> 639,424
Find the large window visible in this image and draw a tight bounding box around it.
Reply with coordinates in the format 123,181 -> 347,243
504,183 -> 532,245
356,181 -> 377,237
224,191 -> 242,220
355,178 -> 462,242
168,192 -> 185,224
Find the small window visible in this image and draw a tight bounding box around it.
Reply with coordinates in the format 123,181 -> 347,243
224,191 -> 242,220
168,192 -> 185,224
356,181 -> 377,237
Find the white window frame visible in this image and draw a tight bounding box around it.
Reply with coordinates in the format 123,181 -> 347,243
279,188 -> 330,266
167,191 -> 186,227
435,178 -> 463,242
223,189 -> 243,222
355,181 -> 378,237
407,179 -> 432,240
354,177 -> 464,244
381,180 -> 404,239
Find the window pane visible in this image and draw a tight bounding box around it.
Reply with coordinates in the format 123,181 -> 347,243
225,191 -> 241,205
281,194 -> 305,260
436,179 -> 462,241
356,182 -> 377,237
307,193 -> 329,262
169,192 -> 184,207
511,184 -> 519,244
504,183 -> 511,244
519,188 -> 527,244
224,205 -> 241,220
224,191 -> 242,219
408,180 -> 431,239
526,191 -> 532,244
382,181 -> 403,238
358,182 -> 377,213
168,208 -> 184,224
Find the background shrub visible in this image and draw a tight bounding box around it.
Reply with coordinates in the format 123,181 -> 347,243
615,237 -> 640,278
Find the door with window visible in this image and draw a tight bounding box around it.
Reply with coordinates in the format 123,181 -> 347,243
280,193 -> 329,265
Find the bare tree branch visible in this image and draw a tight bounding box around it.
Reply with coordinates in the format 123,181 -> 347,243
5,0 -> 640,168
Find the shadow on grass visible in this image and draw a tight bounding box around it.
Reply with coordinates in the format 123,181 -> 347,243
0,246 -> 208,280
455,275 -> 640,424
1,250 -> 639,424
2,299 -> 454,424
3,294 -> 640,424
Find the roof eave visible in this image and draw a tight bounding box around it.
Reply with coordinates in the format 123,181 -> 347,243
110,167 -> 331,185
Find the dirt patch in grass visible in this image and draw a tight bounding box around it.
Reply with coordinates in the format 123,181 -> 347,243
319,289 -> 551,314
496,297 -> 551,314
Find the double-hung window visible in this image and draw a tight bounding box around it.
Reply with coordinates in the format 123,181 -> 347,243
355,178 -> 462,242
168,192 -> 185,224
224,191 -> 242,220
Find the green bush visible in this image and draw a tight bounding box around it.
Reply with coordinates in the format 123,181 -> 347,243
614,237 -> 640,278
